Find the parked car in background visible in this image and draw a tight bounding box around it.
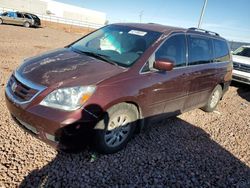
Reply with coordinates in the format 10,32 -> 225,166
0,11 -> 41,28
232,46 -> 250,84
5,23 -> 232,154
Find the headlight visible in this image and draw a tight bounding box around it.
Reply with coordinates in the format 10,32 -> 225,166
40,86 -> 96,111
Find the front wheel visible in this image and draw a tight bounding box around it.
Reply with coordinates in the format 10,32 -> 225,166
202,85 -> 222,112
0,19 -> 3,24
93,103 -> 138,154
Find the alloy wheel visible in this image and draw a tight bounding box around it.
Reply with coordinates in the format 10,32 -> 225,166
210,90 -> 220,109
104,114 -> 131,147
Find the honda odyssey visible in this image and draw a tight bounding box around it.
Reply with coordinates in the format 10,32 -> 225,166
0,11 -> 41,28
5,23 -> 232,153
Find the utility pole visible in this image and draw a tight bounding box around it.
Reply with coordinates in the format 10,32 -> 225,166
139,11 -> 144,23
198,0 -> 208,28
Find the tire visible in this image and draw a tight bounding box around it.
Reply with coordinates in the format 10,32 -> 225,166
202,85 -> 222,112
23,22 -> 30,28
0,19 -> 3,24
93,103 -> 138,154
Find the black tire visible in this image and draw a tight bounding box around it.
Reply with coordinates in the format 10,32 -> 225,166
202,85 -> 223,112
23,22 -> 30,28
93,103 -> 138,154
0,19 -> 3,24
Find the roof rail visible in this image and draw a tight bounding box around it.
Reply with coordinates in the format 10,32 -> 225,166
188,27 -> 220,36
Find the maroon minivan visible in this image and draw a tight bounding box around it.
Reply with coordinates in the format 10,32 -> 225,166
5,23 -> 232,153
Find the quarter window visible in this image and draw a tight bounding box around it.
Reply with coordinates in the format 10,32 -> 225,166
188,35 -> 213,65
1,12 -> 8,16
213,39 -> 230,62
155,34 -> 187,67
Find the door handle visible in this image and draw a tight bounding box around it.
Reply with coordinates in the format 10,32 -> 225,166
180,73 -> 187,78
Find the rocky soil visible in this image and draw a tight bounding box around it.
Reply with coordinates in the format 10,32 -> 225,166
0,24 -> 249,187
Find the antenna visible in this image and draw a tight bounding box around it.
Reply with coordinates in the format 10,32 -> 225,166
198,0 -> 208,28
139,10 -> 144,23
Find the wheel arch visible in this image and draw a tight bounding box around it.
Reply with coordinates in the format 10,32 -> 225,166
219,82 -> 224,90
103,98 -> 143,119
218,82 -> 228,99
101,98 -> 144,132
124,101 -> 145,133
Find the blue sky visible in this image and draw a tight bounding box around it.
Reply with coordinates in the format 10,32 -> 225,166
56,0 -> 250,42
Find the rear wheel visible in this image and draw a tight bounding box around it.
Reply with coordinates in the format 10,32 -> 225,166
202,85 -> 222,112
0,19 -> 3,24
23,22 -> 30,28
93,103 -> 138,154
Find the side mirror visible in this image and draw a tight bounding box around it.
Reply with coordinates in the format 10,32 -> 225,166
153,59 -> 174,71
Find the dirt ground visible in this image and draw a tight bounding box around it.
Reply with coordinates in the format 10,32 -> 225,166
40,20 -> 95,35
0,24 -> 249,187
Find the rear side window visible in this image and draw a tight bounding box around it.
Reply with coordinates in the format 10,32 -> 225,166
232,46 -> 250,58
155,34 -> 187,67
213,39 -> 230,62
188,35 -> 213,65
8,12 -> 15,17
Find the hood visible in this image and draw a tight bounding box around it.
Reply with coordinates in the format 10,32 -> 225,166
233,55 -> 250,65
17,48 -> 125,87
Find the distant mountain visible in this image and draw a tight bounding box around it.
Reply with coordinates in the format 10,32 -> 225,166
229,41 -> 250,51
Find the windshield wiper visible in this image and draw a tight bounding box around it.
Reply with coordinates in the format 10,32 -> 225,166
71,47 -> 118,66
84,51 -> 118,66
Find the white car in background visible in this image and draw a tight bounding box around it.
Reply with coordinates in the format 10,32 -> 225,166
232,46 -> 250,84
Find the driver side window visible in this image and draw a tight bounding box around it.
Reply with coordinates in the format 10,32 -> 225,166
155,34 -> 187,68
16,12 -> 23,18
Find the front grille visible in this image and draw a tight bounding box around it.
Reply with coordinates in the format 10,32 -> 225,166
7,75 -> 38,102
233,75 -> 250,84
233,62 -> 250,73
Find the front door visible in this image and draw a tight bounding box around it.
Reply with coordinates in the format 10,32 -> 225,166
139,34 -> 190,118
15,12 -> 25,25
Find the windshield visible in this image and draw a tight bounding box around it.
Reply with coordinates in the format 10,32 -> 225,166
233,46 -> 250,58
71,25 -> 161,67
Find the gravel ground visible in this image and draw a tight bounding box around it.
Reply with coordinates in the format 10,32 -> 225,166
0,25 -> 249,187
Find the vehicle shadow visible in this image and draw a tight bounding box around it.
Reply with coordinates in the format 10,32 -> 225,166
0,23 -> 40,29
20,106 -> 250,187
232,81 -> 250,102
